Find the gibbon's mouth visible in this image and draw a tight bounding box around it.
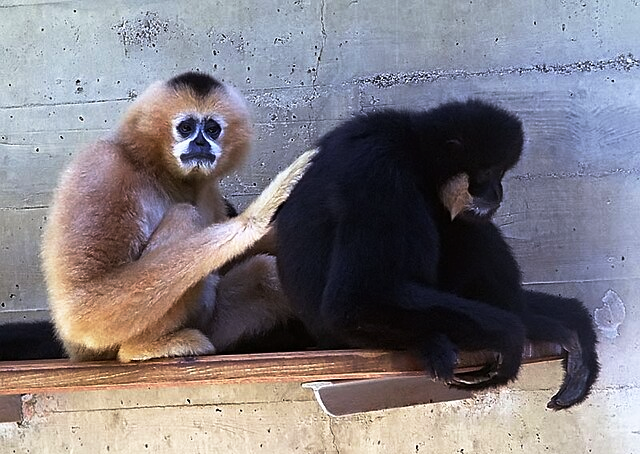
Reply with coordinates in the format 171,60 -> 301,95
458,201 -> 498,222
180,152 -> 216,165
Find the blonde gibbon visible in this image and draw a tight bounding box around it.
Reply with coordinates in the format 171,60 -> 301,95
41,72 -> 315,362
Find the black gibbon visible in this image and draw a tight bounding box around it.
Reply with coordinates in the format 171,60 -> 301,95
5,71 -> 315,362
0,320 -> 65,360
275,100 -> 599,409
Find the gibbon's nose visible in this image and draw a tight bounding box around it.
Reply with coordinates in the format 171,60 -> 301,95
194,130 -> 208,147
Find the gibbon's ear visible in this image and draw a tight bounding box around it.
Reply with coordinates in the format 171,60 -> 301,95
439,173 -> 473,220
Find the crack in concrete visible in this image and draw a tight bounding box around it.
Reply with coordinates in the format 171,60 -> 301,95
312,0 -> 327,89
355,53 -> 640,88
511,167 -> 640,181
328,417 -> 340,453
0,206 -> 49,212
1,96 -> 134,111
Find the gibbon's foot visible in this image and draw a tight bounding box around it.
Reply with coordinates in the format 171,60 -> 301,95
242,149 -> 318,225
448,355 -> 502,387
420,334 -> 459,382
117,329 -> 215,362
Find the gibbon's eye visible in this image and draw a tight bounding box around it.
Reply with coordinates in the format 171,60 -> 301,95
205,119 -> 222,140
177,119 -> 196,138
474,168 -> 495,184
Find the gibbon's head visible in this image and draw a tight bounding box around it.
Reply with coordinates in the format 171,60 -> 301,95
118,72 -> 252,179
433,99 -> 524,222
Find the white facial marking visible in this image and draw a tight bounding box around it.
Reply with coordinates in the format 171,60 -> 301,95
469,202 -> 494,217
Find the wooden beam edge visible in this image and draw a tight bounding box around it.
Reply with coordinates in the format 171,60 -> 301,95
0,343 -> 563,395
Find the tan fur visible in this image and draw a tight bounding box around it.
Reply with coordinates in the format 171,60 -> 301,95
42,74 -> 316,362
209,254 -> 291,351
439,173 -> 473,220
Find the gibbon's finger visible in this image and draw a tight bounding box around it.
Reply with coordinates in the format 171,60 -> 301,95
449,359 -> 502,387
439,173 -> 473,220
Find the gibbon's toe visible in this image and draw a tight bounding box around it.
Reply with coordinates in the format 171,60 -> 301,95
117,329 -> 215,362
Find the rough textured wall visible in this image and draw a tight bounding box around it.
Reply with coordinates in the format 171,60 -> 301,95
0,0 -> 639,452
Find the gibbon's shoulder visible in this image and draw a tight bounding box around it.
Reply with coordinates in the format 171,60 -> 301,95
312,110 -> 423,184
56,139 -> 137,197
317,110 -> 417,149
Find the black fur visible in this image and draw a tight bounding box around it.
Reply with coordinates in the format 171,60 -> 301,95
276,99 -> 599,409
0,321 -> 66,360
223,198 -> 239,218
167,71 -> 223,98
226,319 -> 315,354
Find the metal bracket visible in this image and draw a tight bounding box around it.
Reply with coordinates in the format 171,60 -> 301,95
0,395 -> 23,423
303,376 -> 473,417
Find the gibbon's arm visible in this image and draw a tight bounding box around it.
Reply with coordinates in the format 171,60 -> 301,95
51,149 -> 316,345
438,218 -> 599,408
318,203 -> 526,384
218,223 -> 278,276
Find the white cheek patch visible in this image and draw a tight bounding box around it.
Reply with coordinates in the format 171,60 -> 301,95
208,141 -> 222,161
172,138 -> 192,163
171,114 -> 197,166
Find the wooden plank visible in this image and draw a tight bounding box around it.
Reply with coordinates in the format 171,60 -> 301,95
0,343 -> 562,396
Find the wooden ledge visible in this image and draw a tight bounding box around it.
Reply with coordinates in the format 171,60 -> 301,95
0,342 -> 563,396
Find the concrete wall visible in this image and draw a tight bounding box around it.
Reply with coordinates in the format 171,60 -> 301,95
1,0 -> 639,452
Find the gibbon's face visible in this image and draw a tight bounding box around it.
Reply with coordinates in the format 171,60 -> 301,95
439,169 -> 505,222
119,73 -> 251,180
171,112 -> 226,175
429,99 -> 522,222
